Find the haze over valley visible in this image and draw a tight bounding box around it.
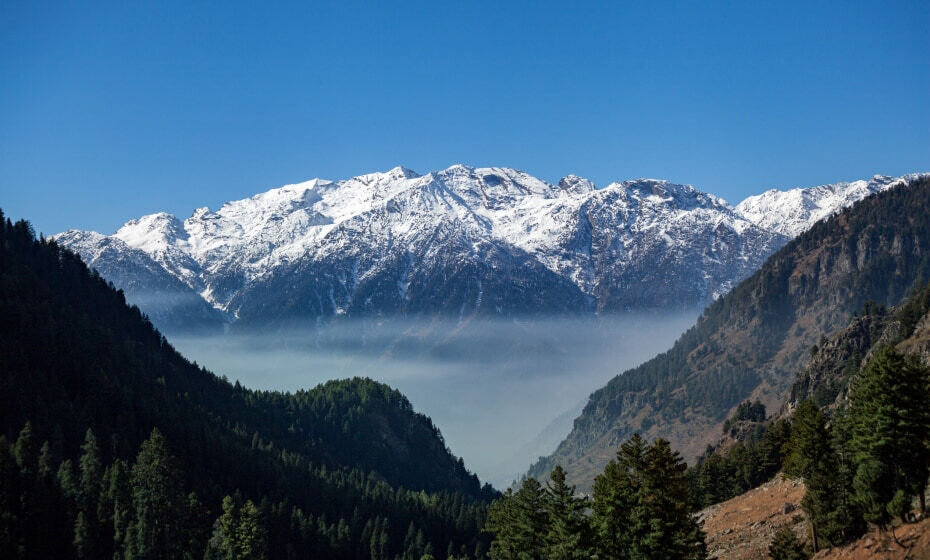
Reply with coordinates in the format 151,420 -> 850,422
170,312 -> 699,487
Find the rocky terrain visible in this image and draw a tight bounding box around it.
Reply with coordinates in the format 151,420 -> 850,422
788,283 -> 930,412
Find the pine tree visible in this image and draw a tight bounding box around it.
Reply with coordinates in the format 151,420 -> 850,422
544,465 -> 590,559
100,459 -> 132,559
208,495 -> 239,559
12,423 -> 37,480
75,429 -> 103,558
783,400 -> 841,550
125,428 -> 185,560
847,347 -> 930,527
591,434 -> 706,560
768,526 -> 807,560
639,439 -> 706,560
827,410 -> 866,543
485,478 -> 548,560
236,500 -> 266,560
591,433 -> 647,560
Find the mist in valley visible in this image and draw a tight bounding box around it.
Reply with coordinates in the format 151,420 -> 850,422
170,312 -> 699,488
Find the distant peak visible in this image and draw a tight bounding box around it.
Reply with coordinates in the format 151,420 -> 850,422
445,163 -> 474,173
558,175 -> 595,195
619,178 -> 697,197
118,212 -> 185,236
123,211 -> 180,225
388,166 -> 420,179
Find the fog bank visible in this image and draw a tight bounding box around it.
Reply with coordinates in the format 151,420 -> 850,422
170,313 -> 698,487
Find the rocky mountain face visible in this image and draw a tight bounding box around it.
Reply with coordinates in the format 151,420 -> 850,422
55,165 -> 920,332
787,283 -> 930,412
529,175 -> 930,489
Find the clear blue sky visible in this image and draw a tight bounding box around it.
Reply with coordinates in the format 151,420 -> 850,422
2,0 -> 928,235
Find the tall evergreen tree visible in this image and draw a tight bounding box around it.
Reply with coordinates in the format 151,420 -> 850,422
75,429 -> 103,558
783,400 -> 842,550
591,434 -> 706,560
125,428 -> 185,560
100,459 -> 132,560
544,466 -> 590,560
638,439 -> 706,560
236,500 -> 266,560
591,433 -> 648,560
847,347 -> 930,526
485,478 -> 548,559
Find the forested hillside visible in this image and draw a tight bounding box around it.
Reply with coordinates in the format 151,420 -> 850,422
531,175 -> 930,488
486,280 -> 930,560
0,211 -> 495,559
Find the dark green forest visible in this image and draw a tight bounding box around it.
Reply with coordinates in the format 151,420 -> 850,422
0,211 -> 495,559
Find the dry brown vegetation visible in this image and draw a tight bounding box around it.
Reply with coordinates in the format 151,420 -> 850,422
699,474 -> 807,560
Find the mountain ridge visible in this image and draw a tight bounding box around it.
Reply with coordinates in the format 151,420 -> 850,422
55,166 -> 924,332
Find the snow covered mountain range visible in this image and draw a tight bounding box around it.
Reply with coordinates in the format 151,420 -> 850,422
54,167 -> 926,332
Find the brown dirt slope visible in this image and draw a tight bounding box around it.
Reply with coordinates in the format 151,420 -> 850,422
699,473 -> 807,560
813,519 -> 930,560
700,473 -> 930,560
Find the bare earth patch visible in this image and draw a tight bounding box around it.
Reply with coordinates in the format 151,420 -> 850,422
699,473 -> 807,559
813,518 -> 930,560
699,473 -> 930,559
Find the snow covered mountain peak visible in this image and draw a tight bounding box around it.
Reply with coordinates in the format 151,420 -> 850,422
734,173 -> 928,237
53,167 -> 926,331
558,175 -> 595,195
116,212 -> 187,249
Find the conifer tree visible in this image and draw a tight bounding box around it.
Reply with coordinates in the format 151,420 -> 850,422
485,478 -> 548,559
544,465 -> 590,559
591,434 -> 706,560
847,347 -> 930,526
784,400 -> 840,550
125,428 -> 185,560
13,423 -> 37,480
75,429 -> 103,558
639,439 -> 706,560
236,500 -> 266,560
768,526 -> 807,560
591,433 -> 647,559
100,459 -> 132,559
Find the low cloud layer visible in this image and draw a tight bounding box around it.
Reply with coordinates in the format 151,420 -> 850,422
170,312 -> 698,487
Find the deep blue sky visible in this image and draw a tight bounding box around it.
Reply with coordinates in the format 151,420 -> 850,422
2,1 -> 928,235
